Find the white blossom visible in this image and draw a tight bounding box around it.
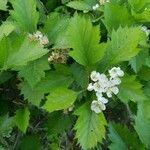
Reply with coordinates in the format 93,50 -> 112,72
106,86 -> 119,98
29,31 -> 49,46
90,71 -> 100,82
141,26 -> 150,36
92,4 -> 100,10
91,100 -> 106,114
87,83 -> 94,91
97,96 -> 108,104
88,67 -> 124,114
110,77 -> 121,86
109,67 -> 124,78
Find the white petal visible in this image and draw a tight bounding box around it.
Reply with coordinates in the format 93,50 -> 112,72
96,92 -> 102,98
90,71 -> 99,82
98,97 -> 108,104
106,90 -> 112,98
111,86 -> 119,95
98,101 -> 106,110
110,77 -> 121,86
87,83 -> 94,91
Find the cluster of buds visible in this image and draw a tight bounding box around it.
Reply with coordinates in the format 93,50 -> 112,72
48,49 -> 69,64
29,31 -> 49,46
87,67 -> 124,114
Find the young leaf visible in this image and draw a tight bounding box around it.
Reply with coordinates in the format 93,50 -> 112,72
101,26 -> 145,68
68,13 -> 106,66
10,0 -> 39,32
108,123 -> 145,150
118,75 -> 147,103
135,101 -> 150,149
66,1 -> 91,11
74,103 -> 107,150
19,55 -> 49,88
43,87 -> 77,112
104,3 -> 134,33
15,107 -> 30,133
21,69 -> 73,106
43,12 -> 69,45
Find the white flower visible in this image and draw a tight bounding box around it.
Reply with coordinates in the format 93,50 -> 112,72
29,31 -> 49,46
92,4 -> 100,10
91,100 -> 106,114
90,71 -> 100,82
141,26 -> 150,36
40,36 -> 49,45
110,77 -> 121,86
93,82 -> 105,93
106,86 -> 119,98
96,92 -> 102,98
98,73 -> 109,83
97,96 -> 108,104
87,83 -> 94,91
109,67 -> 124,78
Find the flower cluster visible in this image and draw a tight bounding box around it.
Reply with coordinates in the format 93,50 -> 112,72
29,31 -> 49,46
87,67 -> 124,114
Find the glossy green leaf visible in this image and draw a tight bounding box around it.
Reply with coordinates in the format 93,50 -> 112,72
68,13 -> 106,66
43,87 -> 77,112
74,103 -> 107,150
10,0 -> 39,32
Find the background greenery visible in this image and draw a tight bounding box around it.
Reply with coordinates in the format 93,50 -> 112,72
0,0 -> 150,149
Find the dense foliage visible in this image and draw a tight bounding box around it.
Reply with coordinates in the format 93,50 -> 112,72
0,0 -> 150,149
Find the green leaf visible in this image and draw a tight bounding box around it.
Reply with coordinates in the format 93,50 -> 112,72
0,114 -> 14,137
70,63 -> 89,88
0,34 -> 48,70
68,13 -> 106,66
19,135 -> 41,150
0,71 -> 13,84
0,0 -> 8,11
129,49 -> 149,73
118,75 -> 147,103
45,112 -> 73,135
135,101 -> 150,148
74,103 -> 107,150
104,3 -> 134,33
101,26 -> 145,68
10,0 -> 39,32
128,0 -> 149,12
21,69 -> 73,106
43,12 -> 69,45
108,123 -> 145,150
66,1 -> 91,11
43,87 -> 77,112
21,81 -> 45,106
15,107 -> 30,133
19,55 -> 49,88
0,21 -> 15,41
